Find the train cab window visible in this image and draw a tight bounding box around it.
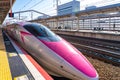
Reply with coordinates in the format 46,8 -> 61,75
23,23 -> 61,41
23,25 -> 38,36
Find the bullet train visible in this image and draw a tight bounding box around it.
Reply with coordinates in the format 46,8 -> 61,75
4,22 -> 99,80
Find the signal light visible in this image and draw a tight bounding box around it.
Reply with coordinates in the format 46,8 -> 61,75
9,13 -> 14,17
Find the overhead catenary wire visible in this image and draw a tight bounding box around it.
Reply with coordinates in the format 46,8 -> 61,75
29,0 -> 44,9
19,0 -> 33,11
33,0 -> 56,11
9,0 -> 120,21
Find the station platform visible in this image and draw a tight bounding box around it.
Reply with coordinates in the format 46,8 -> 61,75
52,29 -> 120,41
0,29 -> 53,80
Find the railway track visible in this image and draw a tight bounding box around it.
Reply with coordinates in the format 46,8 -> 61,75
58,34 -> 120,66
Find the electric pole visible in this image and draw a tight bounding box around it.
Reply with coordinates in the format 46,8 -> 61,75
56,0 -> 59,15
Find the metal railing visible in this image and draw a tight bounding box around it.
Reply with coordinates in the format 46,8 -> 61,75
46,16 -> 120,31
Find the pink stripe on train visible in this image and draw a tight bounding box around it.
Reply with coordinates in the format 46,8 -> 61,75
40,39 -> 97,78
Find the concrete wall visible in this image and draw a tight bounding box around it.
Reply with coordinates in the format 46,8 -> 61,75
53,30 -> 120,41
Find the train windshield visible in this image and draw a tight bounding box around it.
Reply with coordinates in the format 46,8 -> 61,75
23,23 -> 61,41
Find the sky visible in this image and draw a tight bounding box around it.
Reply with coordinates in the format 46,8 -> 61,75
5,0 -> 120,23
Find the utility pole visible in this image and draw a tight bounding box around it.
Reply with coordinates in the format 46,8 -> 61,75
56,0 -> 59,15
55,0 -> 59,29
31,11 -> 33,20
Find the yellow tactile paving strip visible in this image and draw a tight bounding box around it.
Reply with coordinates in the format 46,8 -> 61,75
0,29 -> 12,80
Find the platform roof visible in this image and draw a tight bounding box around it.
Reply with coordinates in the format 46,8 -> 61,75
0,0 -> 15,24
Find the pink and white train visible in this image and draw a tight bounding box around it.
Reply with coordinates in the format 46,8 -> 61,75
4,22 -> 99,80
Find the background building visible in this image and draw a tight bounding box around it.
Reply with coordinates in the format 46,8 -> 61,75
85,6 -> 97,10
58,0 -> 80,15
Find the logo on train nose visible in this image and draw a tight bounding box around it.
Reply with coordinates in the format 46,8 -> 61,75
20,31 -> 32,43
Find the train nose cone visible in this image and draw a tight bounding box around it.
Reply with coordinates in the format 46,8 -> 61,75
40,39 -> 98,79
68,54 -> 97,78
